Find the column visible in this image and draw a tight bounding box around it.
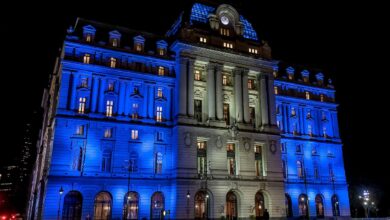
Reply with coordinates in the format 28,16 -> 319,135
242,69 -> 250,123
283,104 -> 289,133
207,63 -> 216,120
118,81 -> 126,115
331,112 -> 340,138
178,58 -> 187,116
148,85 -> 155,119
259,74 -> 269,126
166,87 -> 172,121
234,68 -> 243,122
215,64 -> 223,120
69,73 -> 78,111
187,59 -> 195,117
58,71 -> 71,109
91,76 -> 99,112
267,76 -> 277,126
98,78 -> 106,113
123,82 -> 130,116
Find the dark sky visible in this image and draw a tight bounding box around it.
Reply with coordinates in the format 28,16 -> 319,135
2,0 -> 388,214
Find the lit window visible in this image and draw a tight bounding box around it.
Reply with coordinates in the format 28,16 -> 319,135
305,91 -> 310,100
222,75 -> 227,85
157,88 -> 163,98
320,94 -> 324,102
112,38 -> 118,47
297,160 -> 304,178
195,70 -> 201,81
80,78 -> 88,88
108,82 -> 114,91
199,37 -> 207,43
291,107 -> 296,116
249,48 -> 258,54
227,143 -> 234,152
132,103 -> 139,119
104,128 -> 112,138
223,103 -> 230,125
158,66 -> 165,76
156,106 -> 163,122
83,54 -> 90,64
106,100 -> 113,117
220,28 -> 230,36
197,141 -> 206,150
223,42 -> 233,49
131,129 -> 138,140
197,141 -> 207,175
274,86 -> 278,95
227,143 -> 236,175
85,34 -> 92,42
254,145 -> 263,177
76,125 -> 84,135
155,152 -> 163,174
248,79 -> 254,89
159,49 -> 165,56
110,57 -> 117,68
135,43 -> 142,52
78,97 -> 86,114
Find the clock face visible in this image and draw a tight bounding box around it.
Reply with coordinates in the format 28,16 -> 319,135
221,16 -> 229,25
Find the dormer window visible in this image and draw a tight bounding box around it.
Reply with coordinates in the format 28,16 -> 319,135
135,44 -> 142,52
223,42 -> 233,49
158,66 -> 165,76
199,37 -> 207,43
134,35 -> 145,52
110,57 -> 117,68
249,48 -> 258,54
109,30 -> 121,47
112,38 -> 118,47
286,67 -> 295,80
83,54 -> 90,64
156,40 -> 168,56
220,28 -> 230,36
82,25 -> 96,43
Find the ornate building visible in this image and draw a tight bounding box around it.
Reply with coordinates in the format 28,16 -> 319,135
27,2 -> 350,219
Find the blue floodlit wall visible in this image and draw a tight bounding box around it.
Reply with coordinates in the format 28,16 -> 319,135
275,79 -> 351,217
42,37 -> 178,219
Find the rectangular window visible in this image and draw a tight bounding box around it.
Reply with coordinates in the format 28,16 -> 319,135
135,43 -> 142,52
158,66 -> 165,76
197,141 -> 207,175
198,156 -> 206,175
194,100 -> 202,122
249,107 -> 255,125
132,103 -> 139,119
197,141 -> 206,150
83,54 -> 90,64
159,49 -> 165,56
227,143 -> 236,175
222,75 -> 228,85
199,37 -> 207,43
85,34 -> 92,42
131,129 -> 138,140
274,86 -> 278,95
223,42 -> 233,49
101,149 -> 112,172
157,87 -> 163,98
254,145 -> 263,177
305,91 -> 310,100
110,57 -> 117,68
249,48 -> 258,54
228,158 -> 236,175
195,70 -> 201,81
106,100 -> 113,117
80,78 -> 88,88
108,82 -> 114,91
220,28 -> 230,36
78,97 -> 86,114
155,152 -> 163,174
104,128 -> 112,138
248,79 -> 254,89
227,143 -> 235,152
156,106 -> 163,122
320,94 -> 324,102
112,38 -> 118,47
223,103 -> 230,125
76,125 -> 84,135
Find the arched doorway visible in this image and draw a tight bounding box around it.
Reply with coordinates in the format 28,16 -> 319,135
298,194 -> 308,218
151,192 -> 164,220
315,194 -> 324,218
285,193 -> 293,217
226,191 -> 237,220
332,194 -> 340,216
194,191 -> 209,219
93,191 -> 112,220
123,191 -> 139,220
255,192 -> 265,219
62,191 -> 82,220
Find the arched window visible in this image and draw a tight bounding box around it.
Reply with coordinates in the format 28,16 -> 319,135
151,192 -> 164,220
62,191 -> 82,220
101,149 -> 112,172
332,195 -> 340,216
93,192 -> 112,220
297,161 -> 304,178
194,191 -> 209,219
123,191 -> 139,220
298,194 -> 308,217
315,194 -> 324,218
226,191 -> 237,220
285,194 -> 293,217
255,192 -> 265,217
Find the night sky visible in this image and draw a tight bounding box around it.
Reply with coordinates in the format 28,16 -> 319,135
2,0 -> 388,215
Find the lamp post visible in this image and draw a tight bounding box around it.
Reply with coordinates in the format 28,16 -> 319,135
186,190 -> 190,219
57,186 -> 64,220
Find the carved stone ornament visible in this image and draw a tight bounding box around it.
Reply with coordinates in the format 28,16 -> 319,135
184,132 -> 192,147
270,141 -> 277,154
216,136 -> 223,149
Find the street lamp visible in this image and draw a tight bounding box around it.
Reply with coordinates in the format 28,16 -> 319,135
359,189 -> 374,218
57,186 -> 64,220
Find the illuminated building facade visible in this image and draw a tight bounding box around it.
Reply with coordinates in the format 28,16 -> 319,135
27,2 -> 350,219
